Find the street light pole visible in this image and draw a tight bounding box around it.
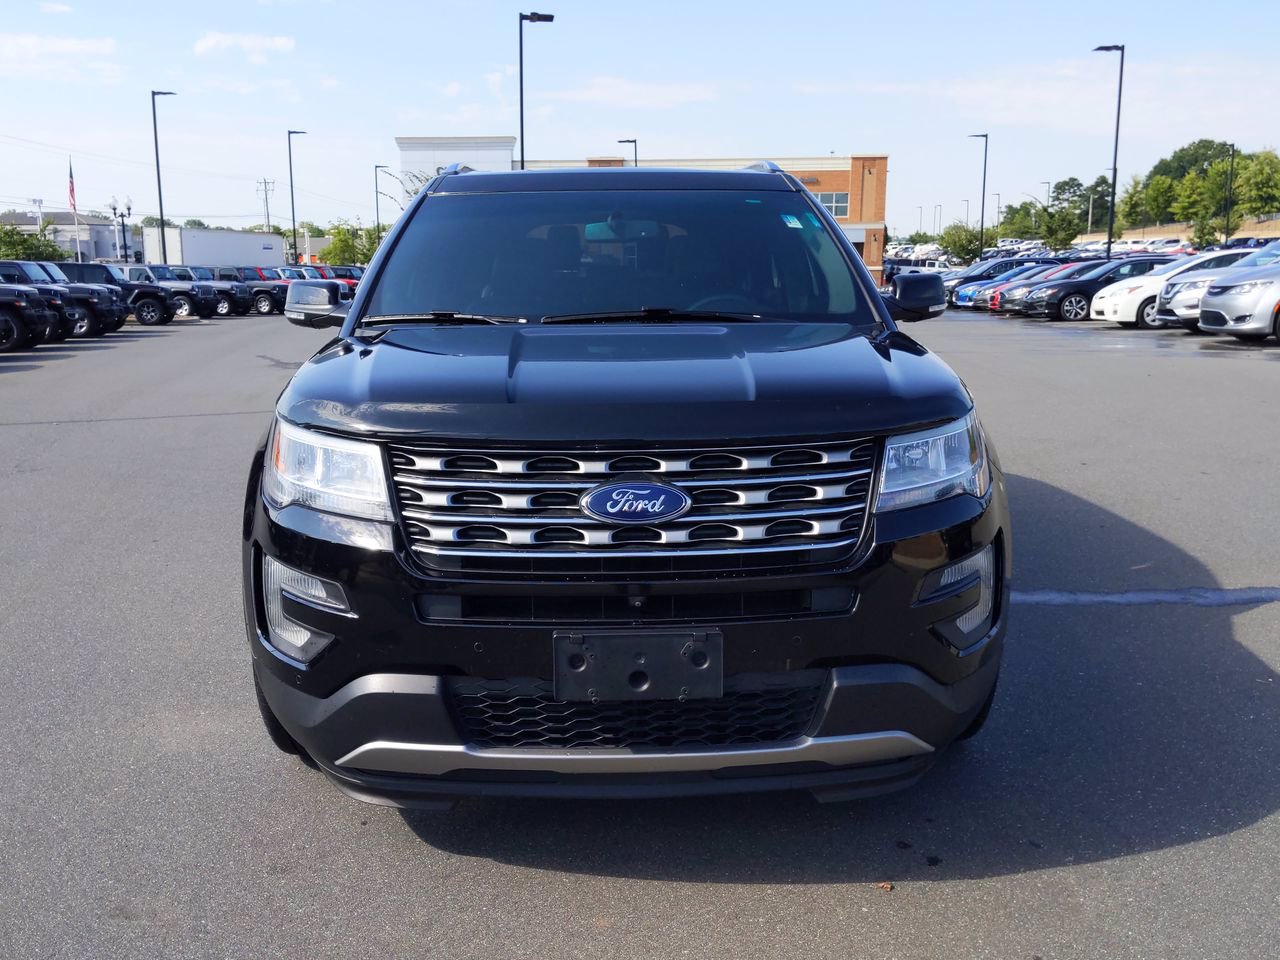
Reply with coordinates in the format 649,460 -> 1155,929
1094,44 -> 1125,259
1224,143 -> 1236,241
109,196 -> 132,263
969,134 -> 989,253
518,12 -> 555,170
287,130 -> 306,264
1041,181 -> 1051,206
618,138 -> 637,167
917,206 -> 923,233
963,199 -> 970,227
374,164 -> 388,245
934,203 -> 942,234
993,193 -> 1001,230
150,90 -> 175,262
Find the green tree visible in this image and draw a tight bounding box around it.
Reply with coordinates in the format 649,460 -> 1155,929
247,223 -> 287,236
1236,149 -> 1280,216
1039,204 -> 1083,250
139,215 -> 175,228
182,218 -> 210,229
938,222 -> 985,262
1143,174 -> 1175,225
905,230 -> 936,246
997,202 -> 1040,240
297,220 -> 327,238
1148,139 -> 1234,182
1083,176 -> 1115,234
0,223 -> 68,260
1117,175 -> 1146,228
1171,170 -> 1204,222
322,223 -> 361,264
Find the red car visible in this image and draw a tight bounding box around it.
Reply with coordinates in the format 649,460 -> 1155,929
311,264 -> 362,288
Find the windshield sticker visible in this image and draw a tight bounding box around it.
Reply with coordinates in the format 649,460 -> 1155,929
805,212 -> 822,227
781,214 -> 803,229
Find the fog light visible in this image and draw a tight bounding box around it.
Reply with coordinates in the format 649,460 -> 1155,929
941,544 -> 995,636
262,556 -> 350,663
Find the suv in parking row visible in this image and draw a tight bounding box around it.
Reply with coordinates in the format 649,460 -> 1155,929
58,261 -> 173,326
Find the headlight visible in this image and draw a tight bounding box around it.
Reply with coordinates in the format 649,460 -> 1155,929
262,419 -> 393,521
1228,279 -> 1275,296
1028,287 -> 1054,299
1006,286 -> 1028,297
876,413 -> 990,512
1182,279 -> 1210,292
88,290 -> 103,300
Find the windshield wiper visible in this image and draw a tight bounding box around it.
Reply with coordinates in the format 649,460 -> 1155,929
540,307 -> 767,324
360,311 -> 523,326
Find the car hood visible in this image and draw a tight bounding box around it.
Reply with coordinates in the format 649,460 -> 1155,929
1095,275 -> 1159,298
54,282 -> 102,298
1165,265 -> 1251,288
278,323 -> 974,443
1205,263 -> 1280,286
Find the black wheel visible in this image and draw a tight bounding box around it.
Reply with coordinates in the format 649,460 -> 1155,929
45,317 -> 69,342
254,676 -> 302,755
1274,308 -> 1280,344
0,309 -> 28,353
956,675 -> 998,741
134,297 -> 164,326
254,292 -> 275,315
171,294 -> 194,319
1135,297 -> 1163,330
1058,294 -> 1090,321
214,294 -> 232,317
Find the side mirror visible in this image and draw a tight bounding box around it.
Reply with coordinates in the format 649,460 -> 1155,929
882,272 -> 946,323
284,279 -> 349,328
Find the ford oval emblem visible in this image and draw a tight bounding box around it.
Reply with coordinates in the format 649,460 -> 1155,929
580,480 -> 692,525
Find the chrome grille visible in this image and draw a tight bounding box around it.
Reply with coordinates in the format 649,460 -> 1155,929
388,438 -> 876,564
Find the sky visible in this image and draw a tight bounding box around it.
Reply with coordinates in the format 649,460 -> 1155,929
3,0 -> 1277,238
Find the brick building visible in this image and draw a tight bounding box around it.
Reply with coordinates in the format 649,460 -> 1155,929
395,137 -> 888,277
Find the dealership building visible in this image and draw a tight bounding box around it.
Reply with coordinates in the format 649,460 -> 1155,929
395,136 -> 888,276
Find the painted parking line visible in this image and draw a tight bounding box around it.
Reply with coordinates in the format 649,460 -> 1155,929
1012,587 -> 1280,607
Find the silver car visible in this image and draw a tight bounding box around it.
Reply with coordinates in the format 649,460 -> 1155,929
1156,241 -> 1280,331
1197,263 -> 1280,340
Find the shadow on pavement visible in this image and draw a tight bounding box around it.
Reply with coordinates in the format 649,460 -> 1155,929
0,330 -> 179,372
401,475 -> 1279,882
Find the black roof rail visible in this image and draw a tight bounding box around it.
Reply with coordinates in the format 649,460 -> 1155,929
741,161 -> 784,173
439,163 -> 475,176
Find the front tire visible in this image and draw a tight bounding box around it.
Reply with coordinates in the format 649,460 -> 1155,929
215,294 -> 232,317
1135,297 -> 1163,330
134,297 -> 164,326
0,310 -> 28,352
171,294 -> 194,319
1058,294 -> 1089,321
71,311 -> 104,337
254,292 -> 275,315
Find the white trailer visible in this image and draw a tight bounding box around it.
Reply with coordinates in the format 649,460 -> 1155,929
142,227 -> 285,266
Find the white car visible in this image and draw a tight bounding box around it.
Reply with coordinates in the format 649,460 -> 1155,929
1091,249 -> 1253,329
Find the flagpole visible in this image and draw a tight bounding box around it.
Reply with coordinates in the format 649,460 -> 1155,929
69,156 -> 83,263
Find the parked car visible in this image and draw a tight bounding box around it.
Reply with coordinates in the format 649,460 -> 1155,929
1019,256 -> 1174,321
168,265 -> 254,316
1091,250 -> 1253,329
996,261 -> 1106,315
249,163 -> 1009,807
312,264 -> 361,287
0,264 -> 79,340
0,281 -> 60,349
213,267 -> 290,314
122,264 -> 219,319
58,261 -> 173,326
943,256 -> 1061,302
952,262 -> 1059,309
0,260 -> 119,336
1197,262 -> 1280,341
276,266 -> 310,281
1155,241 -> 1280,331
37,260 -> 127,331
983,263 -> 1084,312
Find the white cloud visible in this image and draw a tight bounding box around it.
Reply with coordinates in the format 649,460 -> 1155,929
318,74 -> 339,89
201,76 -> 257,95
547,76 -> 718,110
192,32 -> 295,65
442,80 -> 462,98
40,3 -> 73,13
0,33 -> 119,81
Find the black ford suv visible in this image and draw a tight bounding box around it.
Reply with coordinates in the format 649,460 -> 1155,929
122,264 -> 219,319
0,260 -> 121,336
245,164 -> 1010,808
57,261 -> 172,326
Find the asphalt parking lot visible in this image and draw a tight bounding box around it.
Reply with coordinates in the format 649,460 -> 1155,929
2,311 -> 1278,959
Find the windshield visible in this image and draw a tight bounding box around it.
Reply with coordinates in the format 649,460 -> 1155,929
11,262 -> 49,281
1151,258 -> 1192,277
104,264 -> 126,281
39,262 -> 69,281
150,265 -> 176,280
366,190 -> 868,324
1235,243 -> 1280,269
190,267 -> 214,280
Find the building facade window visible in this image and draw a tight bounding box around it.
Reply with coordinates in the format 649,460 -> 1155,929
814,192 -> 850,218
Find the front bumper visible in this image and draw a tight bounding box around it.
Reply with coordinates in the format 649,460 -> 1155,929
1020,296 -> 1055,317
244,451 -> 1010,805
1198,291 -> 1278,335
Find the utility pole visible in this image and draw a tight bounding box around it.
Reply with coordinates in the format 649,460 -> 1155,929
1224,143 -> 1236,242
256,178 -> 275,229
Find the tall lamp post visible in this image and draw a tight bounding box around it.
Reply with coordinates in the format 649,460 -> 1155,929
963,199 -> 970,227
917,206 -> 923,233
287,130 -> 306,264
992,192 -> 1001,230
969,134 -> 989,253
374,164 -> 389,245
1224,142 -> 1236,241
934,203 -> 943,234
518,11 -> 555,170
1094,44 -> 1125,259
109,196 -> 132,263
1041,180 -> 1051,206
150,90 -> 175,262
618,138 -> 638,167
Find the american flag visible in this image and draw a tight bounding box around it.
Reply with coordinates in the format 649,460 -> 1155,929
68,159 -> 76,213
